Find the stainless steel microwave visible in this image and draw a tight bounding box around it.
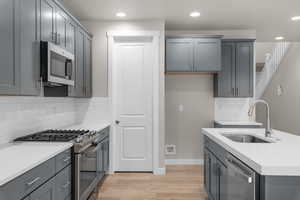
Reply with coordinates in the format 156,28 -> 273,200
40,41 -> 75,86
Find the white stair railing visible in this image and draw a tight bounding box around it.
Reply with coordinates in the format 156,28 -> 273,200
256,42 -> 290,99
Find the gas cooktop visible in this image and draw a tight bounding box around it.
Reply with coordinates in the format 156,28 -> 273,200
14,129 -> 90,142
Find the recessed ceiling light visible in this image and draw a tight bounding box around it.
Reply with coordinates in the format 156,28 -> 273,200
275,36 -> 284,41
116,12 -> 126,18
190,11 -> 201,18
291,16 -> 300,21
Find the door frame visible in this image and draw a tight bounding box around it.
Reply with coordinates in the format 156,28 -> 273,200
107,31 -> 161,174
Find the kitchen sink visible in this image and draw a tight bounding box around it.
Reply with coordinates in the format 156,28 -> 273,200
222,134 -> 271,143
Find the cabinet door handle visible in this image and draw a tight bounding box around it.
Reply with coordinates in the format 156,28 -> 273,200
26,177 -> 40,187
51,32 -> 56,42
57,33 -> 61,45
232,88 -> 235,95
63,156 -> 71,162
62,181 -> 71,189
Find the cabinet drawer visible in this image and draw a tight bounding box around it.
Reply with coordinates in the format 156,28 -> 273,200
55,165 -> 71,200
0,157 -> 55,200
56,149 -> 71,173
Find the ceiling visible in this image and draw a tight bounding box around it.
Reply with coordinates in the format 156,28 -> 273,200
63,0 -> 300,41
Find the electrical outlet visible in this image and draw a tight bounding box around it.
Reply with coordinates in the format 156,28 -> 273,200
277,85 -> 283,96
165,144 -> 176,155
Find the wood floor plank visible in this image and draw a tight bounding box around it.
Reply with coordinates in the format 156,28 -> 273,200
92,165 -> 208,200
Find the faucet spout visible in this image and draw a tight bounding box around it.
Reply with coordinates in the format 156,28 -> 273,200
248,99 -> 272,137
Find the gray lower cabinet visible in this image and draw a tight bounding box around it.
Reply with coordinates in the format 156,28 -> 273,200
0,0 -> 20,95
204,136 -> 300,200
166,38 -> 194,72
0,149 -> 71,200
214,40 -> 254,97
194,38 -> 221,72
166,36 -> 222,72
28,178 -> 55,200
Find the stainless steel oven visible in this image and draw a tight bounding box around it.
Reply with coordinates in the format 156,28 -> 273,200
74,136 -> 106,200
40,41 -> 75,86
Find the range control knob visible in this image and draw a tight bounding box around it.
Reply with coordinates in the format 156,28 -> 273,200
75,136 -> 83,143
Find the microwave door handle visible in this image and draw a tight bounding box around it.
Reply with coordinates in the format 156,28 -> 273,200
65,60 -> 72,78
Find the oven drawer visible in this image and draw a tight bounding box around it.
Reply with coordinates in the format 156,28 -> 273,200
0,157 -> 55,200
56,149 -> 72,173
55,165 -> 71,200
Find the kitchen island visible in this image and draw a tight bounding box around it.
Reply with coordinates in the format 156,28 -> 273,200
202,128 -> 300,200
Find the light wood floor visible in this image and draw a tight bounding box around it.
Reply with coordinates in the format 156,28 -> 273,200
93,165 -> 208,200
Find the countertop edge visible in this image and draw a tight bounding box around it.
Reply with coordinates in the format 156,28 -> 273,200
0,142 -> 73,187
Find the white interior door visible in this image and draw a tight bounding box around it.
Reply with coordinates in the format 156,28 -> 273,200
113,35 -> 155,171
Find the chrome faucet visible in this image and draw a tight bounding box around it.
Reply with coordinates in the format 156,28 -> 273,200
248,99 -> 272,137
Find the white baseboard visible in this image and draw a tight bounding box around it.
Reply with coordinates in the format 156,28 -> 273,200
153,167 -> 166,175
165,159 -> 204,165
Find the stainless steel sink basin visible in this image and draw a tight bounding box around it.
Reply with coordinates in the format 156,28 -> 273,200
222,134 -> 271,143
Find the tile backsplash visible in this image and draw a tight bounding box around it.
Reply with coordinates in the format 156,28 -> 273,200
215,98 -> 253,121
0,96 -> 110,145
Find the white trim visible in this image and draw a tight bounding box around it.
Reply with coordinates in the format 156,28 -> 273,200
154,167 -> 166,175
165,159 -> 204,165
107,31 -> 160,37
107,31 -> 161,174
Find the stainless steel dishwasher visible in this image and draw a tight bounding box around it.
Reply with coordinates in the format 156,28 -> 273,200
226,155 -> 256,200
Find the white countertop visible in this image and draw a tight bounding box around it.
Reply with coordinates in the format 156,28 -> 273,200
215,120 -> 263,126
202,128 -> 300,176
0,121 -> 111,186
0,142 -> 73,186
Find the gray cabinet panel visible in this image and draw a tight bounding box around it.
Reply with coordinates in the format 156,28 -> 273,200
41,0 -> 56,43
55,9 -> 67,48
214,40 -> 254,98
0,0 -> 20,95
74,28 -> 85,97
29,177 -> 55,200
19,0 -> 41,96
84,36 -> 92,97
215,42 -> 235,97
55,165 -> 71,200
0,158 -> 55,200
194,38 -> 221,72
66,20 -> 76,53
166,38 -> 194,72
235,42 -> 254,97
55,149 -> 71,173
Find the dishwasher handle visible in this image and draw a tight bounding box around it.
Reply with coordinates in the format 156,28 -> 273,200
227,157 -> 254,184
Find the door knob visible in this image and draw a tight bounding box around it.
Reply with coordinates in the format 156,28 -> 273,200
115,120 -> 120,125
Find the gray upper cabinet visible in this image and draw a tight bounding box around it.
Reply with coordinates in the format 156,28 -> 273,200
0,0 -> 20,95
0,0 -> 92,97
235,42 -> 254,97
84,36 -> 92,97
41,0 -> 56,43
66,20 -> 76,54
166,38 -> 194,72
55,9 -> 67,48
194,38 -> 221,72
19,0 -> 41,96
69,28 -> 85,97
214,40 -> 254,98
166,36 -> 222,72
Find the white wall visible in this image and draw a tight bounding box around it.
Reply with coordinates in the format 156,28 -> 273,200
165,75 -> 214,160
80,20 -> 166,168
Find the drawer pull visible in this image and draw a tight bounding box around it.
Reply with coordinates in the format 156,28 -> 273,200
63,156 -> 71,162
62,181 -> 71,189
26,177 -> 40,187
